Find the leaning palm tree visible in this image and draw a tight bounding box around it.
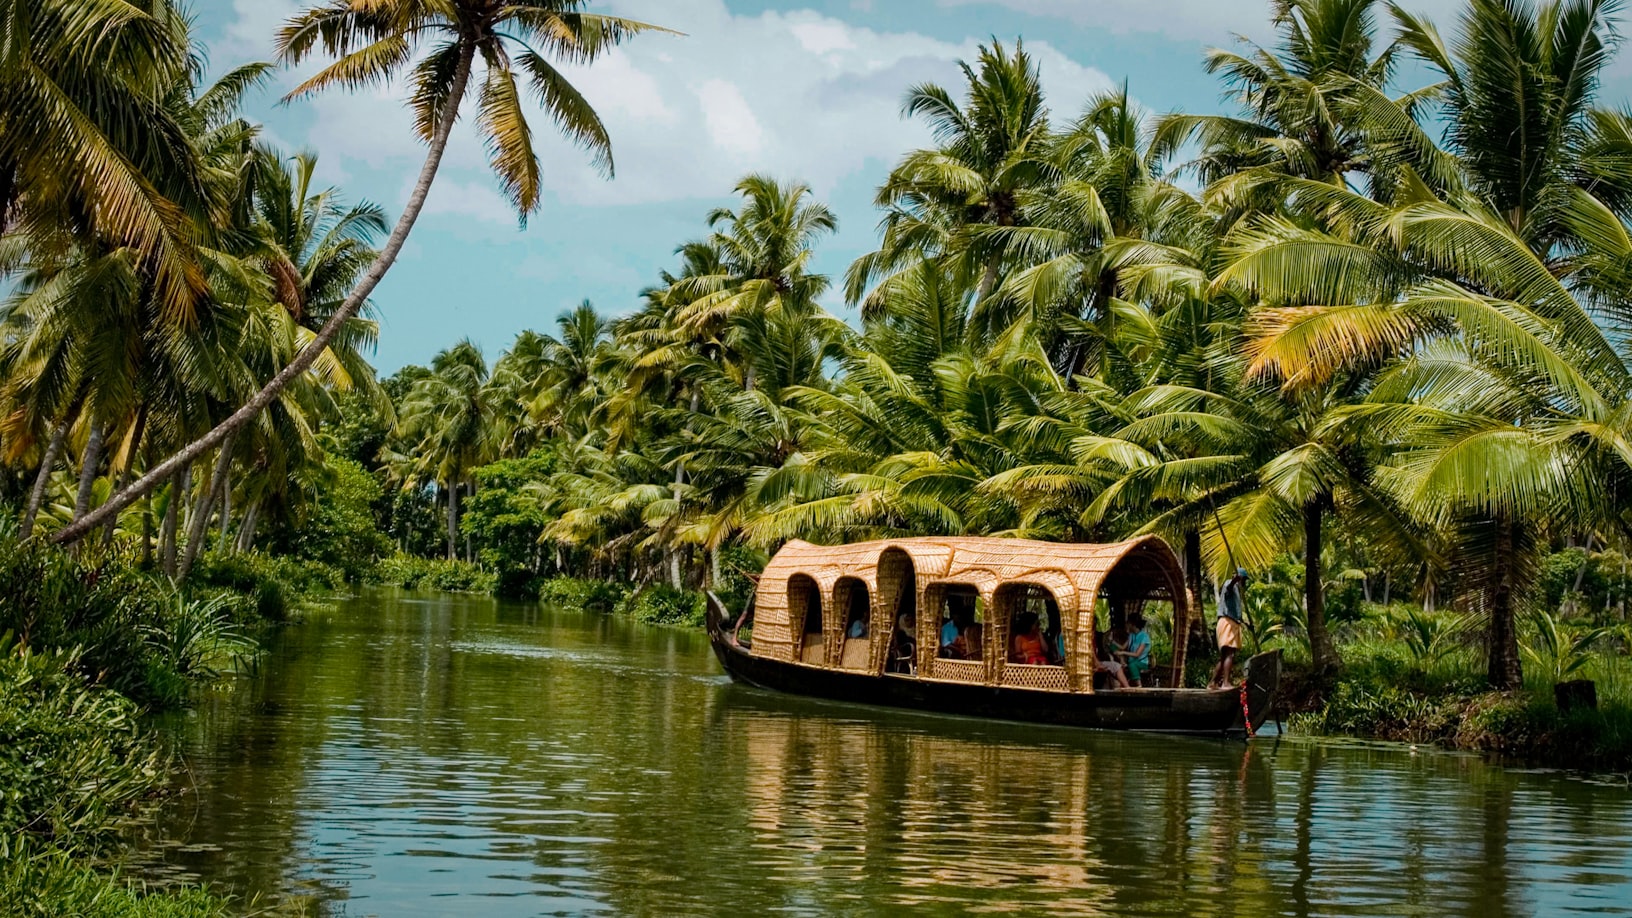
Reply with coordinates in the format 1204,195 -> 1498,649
52,0 -> 674,545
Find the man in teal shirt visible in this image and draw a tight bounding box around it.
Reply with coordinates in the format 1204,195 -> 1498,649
1123,612 -> 1152,685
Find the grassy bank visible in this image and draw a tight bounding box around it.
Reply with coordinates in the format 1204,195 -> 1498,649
0,536 -> 335,915
369,559 -> 731,629
1270,603 -> 1632,773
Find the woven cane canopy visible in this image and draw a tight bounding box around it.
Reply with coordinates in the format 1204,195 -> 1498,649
748,535 -> 1191,692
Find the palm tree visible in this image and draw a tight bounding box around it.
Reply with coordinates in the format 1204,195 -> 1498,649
663,175 -> 838,391
1208,0 -> 1632,687
398,340 -> 494,560
0,0 -> 209,320
527,301 -> 616,439
51,0 -> 674,545
1160,0 -> 1399,210
845,40 -> 1053,311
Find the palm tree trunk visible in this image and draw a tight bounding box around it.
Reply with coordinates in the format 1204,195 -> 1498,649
1304,499 -> 1340,673
71,423 -> 106,523
102,406 -> 146,549
446,482 -> 460,561
236,500 -> 261,554
216,481 -> 233,554
1487,515 -> 1523,690
101,465 -> 130,550
975,256 -> 1000,303
141,495 -> 154,568
50,39 -> 480,547
161,463 -> 190,578
21,414 -> 69,539
180,434 -> 234,581
1183,528 -> 1203,607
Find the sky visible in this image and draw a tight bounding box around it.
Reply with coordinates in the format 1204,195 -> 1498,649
191,0 -> 1632,373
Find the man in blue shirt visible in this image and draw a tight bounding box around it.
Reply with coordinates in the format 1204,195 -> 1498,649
1123,612 -> 1152,685
1211,568 -> 1248,688
939,594 -> 976,658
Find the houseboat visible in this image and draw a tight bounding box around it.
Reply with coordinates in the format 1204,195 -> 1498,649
705,535 -> 1280,735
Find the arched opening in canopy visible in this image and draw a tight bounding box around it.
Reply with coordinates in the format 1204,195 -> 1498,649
789,574 -> 825,665
880,547 -> 919,675
836,577 -> 872,670
994,583 -> 1070,691
1094,540 -> 1190,687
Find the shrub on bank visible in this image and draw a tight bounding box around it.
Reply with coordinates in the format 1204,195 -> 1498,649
616,585 -> 705,627
190,551 -> 345,622
0,644 -> 166,853
0,540 -> 257,710
538,577 -> 628,612
0,542 -> 260,914
1287,636 -> 1632,770
373,556 -> 497,593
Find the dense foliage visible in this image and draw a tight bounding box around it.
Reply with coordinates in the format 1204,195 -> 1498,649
318,0 -> 1632,702
7,0 -> 1632,777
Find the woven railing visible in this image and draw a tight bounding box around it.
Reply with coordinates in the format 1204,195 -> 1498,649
1000,663 -> 1071,691
926,658 -> 985,684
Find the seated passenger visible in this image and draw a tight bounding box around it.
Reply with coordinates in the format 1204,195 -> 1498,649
1009,611 -> 1050,664
888,612 -> 917,674
1093,629 -> 1131,689
940,600 -> 977,659
962,621 -> 984,659
1121,612 -> 1152,686
848,615 -> 867,639
939,611 -> 961,658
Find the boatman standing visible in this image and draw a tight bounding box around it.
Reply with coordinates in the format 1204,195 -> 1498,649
1211,568 -> 1248,688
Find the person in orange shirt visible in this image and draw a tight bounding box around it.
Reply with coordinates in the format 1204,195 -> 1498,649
1009,611 -> 1049,664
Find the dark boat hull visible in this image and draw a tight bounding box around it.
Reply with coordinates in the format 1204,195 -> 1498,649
705,594 -> 1280,736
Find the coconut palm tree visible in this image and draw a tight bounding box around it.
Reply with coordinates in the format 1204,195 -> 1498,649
398,340 -> 495,560
52,0 -> 674,546
0,0 -> 209,320
1205,0 -> 1632,687
1160,0 -> 1400,210
845,40 -> 1054,312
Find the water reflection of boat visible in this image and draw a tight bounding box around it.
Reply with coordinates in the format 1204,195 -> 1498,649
706,535 -> 1279,735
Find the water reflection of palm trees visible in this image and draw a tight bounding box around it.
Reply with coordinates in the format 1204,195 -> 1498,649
724,698 -> 1266,915
126,595 -> 1632,917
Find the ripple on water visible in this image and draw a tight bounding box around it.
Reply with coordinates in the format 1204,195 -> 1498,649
124,591 -> 1632,917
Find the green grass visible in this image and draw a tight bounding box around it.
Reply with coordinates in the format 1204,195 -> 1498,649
372,556 -> 497,594
1281,603 -> 1632,771
1,846 -> 234,918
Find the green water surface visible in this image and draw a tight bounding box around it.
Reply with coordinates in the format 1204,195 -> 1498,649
127,589 -> 1632,916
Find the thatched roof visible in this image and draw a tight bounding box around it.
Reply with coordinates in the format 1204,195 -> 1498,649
748,535 -> 1192,690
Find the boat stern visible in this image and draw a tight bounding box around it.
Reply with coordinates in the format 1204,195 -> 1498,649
1242,649 -> 1282,734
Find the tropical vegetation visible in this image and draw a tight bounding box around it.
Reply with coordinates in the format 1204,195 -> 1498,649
8,12 -> 1632,905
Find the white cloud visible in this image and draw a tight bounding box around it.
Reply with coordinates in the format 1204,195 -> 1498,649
698,79 -> 767,158
420,179 -> 516,228
935,0 -> 1470,45
240,0 -> 1114,217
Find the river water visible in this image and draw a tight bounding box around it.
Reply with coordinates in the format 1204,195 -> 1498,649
127,589 -> 1632,917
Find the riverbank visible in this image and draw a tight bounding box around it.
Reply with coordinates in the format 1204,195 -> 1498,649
0,538 -> 331,916
369,565 -> 1631,773
1280,652 -> 1632,774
